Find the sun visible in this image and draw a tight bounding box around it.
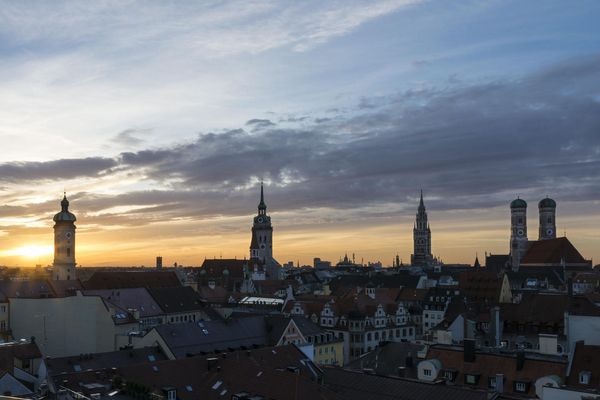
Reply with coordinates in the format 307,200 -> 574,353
6,245 -> 53,258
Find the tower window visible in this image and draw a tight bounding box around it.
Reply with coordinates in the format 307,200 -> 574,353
547,217 -> 552,223
67,248 -> 71,257
518,218 -> 523,224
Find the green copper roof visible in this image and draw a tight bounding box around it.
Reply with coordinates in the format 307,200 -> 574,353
510,198 -> 527,209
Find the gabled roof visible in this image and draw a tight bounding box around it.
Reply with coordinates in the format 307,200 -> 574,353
521,237 -> 589,265
425,345 -> 567,396
459,271 -> 504,304
118,345 -> 335,400
152,316 -> 268,358
45,347 -> 167,377
82,271 -> 182,290
567,341 -> 600,389
345,342 -> 425,379
83,288 -> 163,317
500,293 -> 567,327
147,286 -> 205,314
0,340 -> 42,373
323,367 -> 489,400
266,316 -> 325,345
0,279 -> 56,299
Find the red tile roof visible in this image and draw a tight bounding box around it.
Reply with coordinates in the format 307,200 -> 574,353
425,346 -> 566,396
566,341 -> 600,390
521,237 -> 588,265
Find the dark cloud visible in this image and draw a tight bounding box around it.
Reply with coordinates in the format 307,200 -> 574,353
0,158 -> 118,182
112,129 -> 149,146
245,119 -> 276,130
102,54 -> 600,220
4,55 -> 600,228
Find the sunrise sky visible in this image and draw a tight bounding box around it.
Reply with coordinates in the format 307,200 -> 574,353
0,1 -> 599,267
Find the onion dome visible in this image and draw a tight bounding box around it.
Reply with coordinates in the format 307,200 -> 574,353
53,194 -> 77,222
510,198 -> 527,209
538,197 -> 556,208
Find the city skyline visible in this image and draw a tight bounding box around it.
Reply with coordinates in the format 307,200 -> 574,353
0,1 -> 599,266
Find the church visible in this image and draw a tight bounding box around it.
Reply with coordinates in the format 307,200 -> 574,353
249,182 -> 282,279
508,197 -> 591,271
52,194 -> 77,280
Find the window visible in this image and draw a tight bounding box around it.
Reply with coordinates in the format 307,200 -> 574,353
579,372 -> 591,385
488,377 -> 496,389
167,390 -> 176,400
67,247 -> 71,257
465,374 -> 480,385
423,369 -> 432,377
515,382 -> 527,392
443,371 -> 455,381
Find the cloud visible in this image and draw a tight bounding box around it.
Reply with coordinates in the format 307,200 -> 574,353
98,54 -> 600,220
0,158 -> 117,182
1,55 -> 600,232
245,119 -> 277,130
112,129 -> 149,146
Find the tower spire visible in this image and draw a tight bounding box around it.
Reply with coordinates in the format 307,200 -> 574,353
258,181 -> 267,213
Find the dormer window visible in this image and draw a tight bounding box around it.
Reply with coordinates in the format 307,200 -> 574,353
579,371 -> 591,385
514,381 -> 529,393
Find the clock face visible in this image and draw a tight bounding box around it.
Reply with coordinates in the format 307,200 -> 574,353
65,232 -> 72,239
546,228 -> 554,236
517,229 -> 524,236
260,244 -> 266,249
257,217 -> 264,223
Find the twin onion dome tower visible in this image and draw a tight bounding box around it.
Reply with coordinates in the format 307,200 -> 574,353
509,196 -> 557,268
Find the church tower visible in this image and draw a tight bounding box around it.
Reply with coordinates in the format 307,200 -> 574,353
250,182 -> 273,263
509,198 -> 528,270
52,194 -> 77,280
538,197 -> 556,240
411,191 -> 433,266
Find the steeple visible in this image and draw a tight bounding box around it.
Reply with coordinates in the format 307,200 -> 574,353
258,181 -> 267,215
411,189 -> 433,267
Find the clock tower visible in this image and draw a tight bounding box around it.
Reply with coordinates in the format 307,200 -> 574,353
509,198 -> 528,270
250,182 -> 273,263
52,194 -> 77,280
411,190 -> 433,266
538,197 -> 556,240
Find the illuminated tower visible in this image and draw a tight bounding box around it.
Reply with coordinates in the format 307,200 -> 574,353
411,190 -> 433,266
538,197 -> 557,240
509,198 -> 528,270
53,194 -> 77,280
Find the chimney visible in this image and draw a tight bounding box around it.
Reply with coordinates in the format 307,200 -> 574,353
405,352 -> 414,368
464,339 -> 476,362
490,306 -> 501,348
397,366 -> 407,378
516,350 -> 525,371
539,334 -> 558,355
495,374 -> 504,393
207,357 -> 219,371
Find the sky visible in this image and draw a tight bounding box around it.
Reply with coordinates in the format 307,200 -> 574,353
0,0 -> 599,267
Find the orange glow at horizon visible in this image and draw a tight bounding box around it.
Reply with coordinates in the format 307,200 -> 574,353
0,202 -> 598,268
